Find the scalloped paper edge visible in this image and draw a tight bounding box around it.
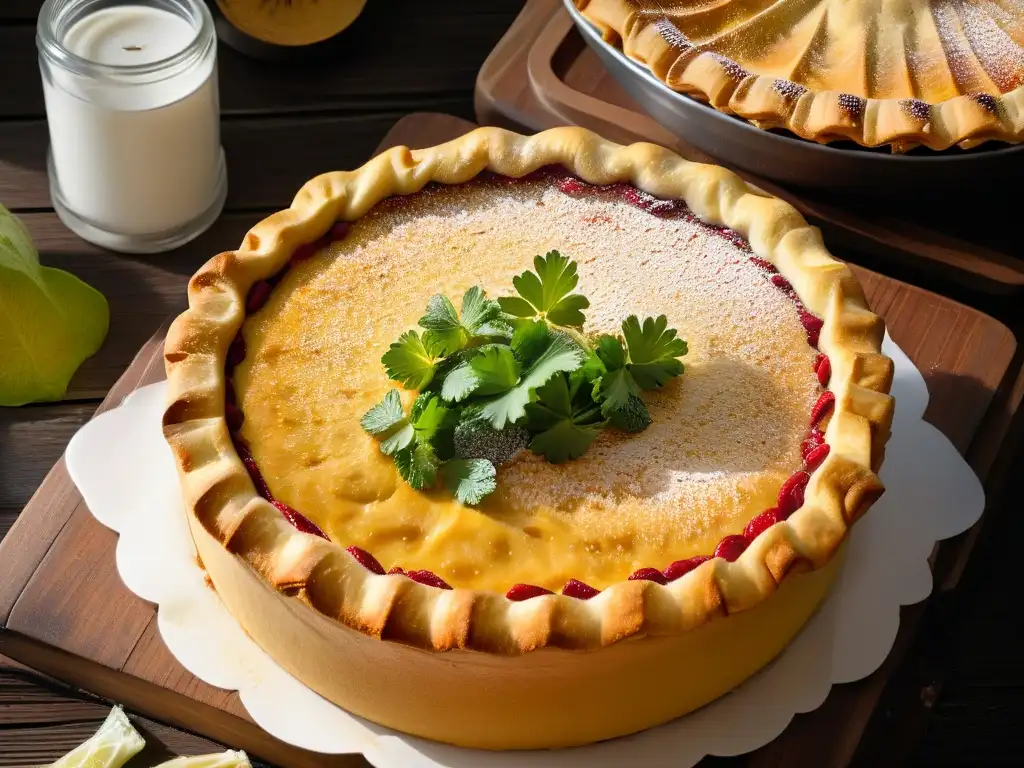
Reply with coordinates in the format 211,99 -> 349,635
67,332 -> 980,766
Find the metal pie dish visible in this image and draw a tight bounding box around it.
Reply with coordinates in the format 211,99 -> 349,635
564,0 -> 1024,194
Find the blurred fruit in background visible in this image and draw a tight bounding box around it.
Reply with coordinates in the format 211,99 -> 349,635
211,0 -> 367,56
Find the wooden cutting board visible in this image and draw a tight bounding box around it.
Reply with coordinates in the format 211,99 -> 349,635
475,0 -> 1024,297
0,113 -> 1021,768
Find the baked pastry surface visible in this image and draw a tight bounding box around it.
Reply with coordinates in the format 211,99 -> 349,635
573,0 -> 1024,151
163,126 -> 894,749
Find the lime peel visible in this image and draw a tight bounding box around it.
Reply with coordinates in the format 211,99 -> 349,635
50,705 -> 144,768
153,751 -> 252,768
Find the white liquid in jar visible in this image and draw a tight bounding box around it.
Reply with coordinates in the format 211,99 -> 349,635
43,6 -> 222,237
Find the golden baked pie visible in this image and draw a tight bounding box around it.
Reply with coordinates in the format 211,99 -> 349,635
162,127 -> 894,750
573,0 -> 1024,151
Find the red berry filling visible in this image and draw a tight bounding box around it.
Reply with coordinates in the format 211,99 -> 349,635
246,280 -> 273,314
226,334 -> 246,372
562,579 -> 600,599
743,508 -> 779,541
804,443 -> 831,471
272,501 -> 328,540
749,256 -> 777,273
801,426 -> 825,460
223,176 -> 835,594
346,546 -> 386,575
506,583 -> 554,601
628,567 -> 668,585
406,570 -> 453,590
810,391 -> 836,426
815,354 -> 831,386
714,534 -> 748,562
799,309 -> 824,347
777,471 -> 811,518
663,556 -> 711,582
225,402 -> 245,432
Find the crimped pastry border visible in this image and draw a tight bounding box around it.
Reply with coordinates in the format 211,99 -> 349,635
572,0 -> 1024,152
162,126 -> 894,655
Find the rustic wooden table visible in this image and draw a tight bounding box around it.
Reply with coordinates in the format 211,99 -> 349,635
1,1 -> 1022,766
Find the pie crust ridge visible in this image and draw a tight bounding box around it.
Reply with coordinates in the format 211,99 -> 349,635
572,0 -> 1024,152
162,125 -> 895,656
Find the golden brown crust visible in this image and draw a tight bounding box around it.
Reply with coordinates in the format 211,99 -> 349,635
163,125 -> 894,655
572,0 -> 1024,152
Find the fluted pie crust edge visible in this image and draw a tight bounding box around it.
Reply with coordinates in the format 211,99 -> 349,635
572,0 -> 1024,152
162,126 -> 894,658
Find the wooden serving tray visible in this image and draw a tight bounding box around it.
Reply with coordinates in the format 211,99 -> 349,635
475,0 -> 1024,297
0,113 -> 1021,768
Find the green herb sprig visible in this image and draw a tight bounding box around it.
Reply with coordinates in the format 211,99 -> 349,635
361,251 -> 688,505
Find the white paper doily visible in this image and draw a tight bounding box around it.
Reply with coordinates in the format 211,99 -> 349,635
66,333 -> 984,767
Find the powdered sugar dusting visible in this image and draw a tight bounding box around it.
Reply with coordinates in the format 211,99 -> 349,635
239,179 -> 819,586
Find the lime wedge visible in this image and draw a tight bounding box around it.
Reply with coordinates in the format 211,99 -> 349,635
50,706 -> 145,768
154,752 -> 251,768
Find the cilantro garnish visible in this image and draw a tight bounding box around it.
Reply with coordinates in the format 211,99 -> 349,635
441,458 -> 497,505
419,286 -> 510,356
359,389 -> 414,455
622,315 -> 688,389
362,252 -> 687,505
498,251 -> 590,328
381,331 -> 440,390
477,333 -> 584,429
525,373 -> 605,463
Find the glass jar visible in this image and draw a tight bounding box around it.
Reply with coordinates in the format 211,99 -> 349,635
38,0 -> 227,254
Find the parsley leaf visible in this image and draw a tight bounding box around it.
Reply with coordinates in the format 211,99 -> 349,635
440,458 -> 497,505
622,315 -> 688,389
394,443 -> 439,490
360,389 -> 414,455
525,374 -> 605,463
498,251 -> 590,328
381,331 -> 439,390
411,395 -> 457,459
440,361 -> 479,403
419,287 -> 508,356
478,333 -> 585,429
510,319 -> 549,363
469,345 -> 521,395
593,335 -> 640,413
608,393 -> 652,433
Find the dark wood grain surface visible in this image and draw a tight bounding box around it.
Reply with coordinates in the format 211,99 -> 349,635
1,1 -> 1022,766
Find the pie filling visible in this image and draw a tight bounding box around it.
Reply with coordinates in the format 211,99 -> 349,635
228,170 -> 833,594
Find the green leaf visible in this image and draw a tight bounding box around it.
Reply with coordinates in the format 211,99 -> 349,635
381,331 -> 439,390
394,443 -> 439,490
510,319 -> 549,364
621,315 -> 688,389
411,395 -> 455,444
607,394 -> 652,433
497,250 -> 590,328
360,390 -> 415,456
0,204 -> 109,406
440,361 -> 479,403
361,389 -> 406,434
525,375 -> 605,464
418,287 -> 505,355
459,286 -> 501,333
469,346 -> 521,395
595,367 -> 641,413
573,350 -> 607,387
478,333 -> 584,429
440,458 -> 497,505
595,334 -> 626,370
418,294 -> 463,355
592,335 -> 637,413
